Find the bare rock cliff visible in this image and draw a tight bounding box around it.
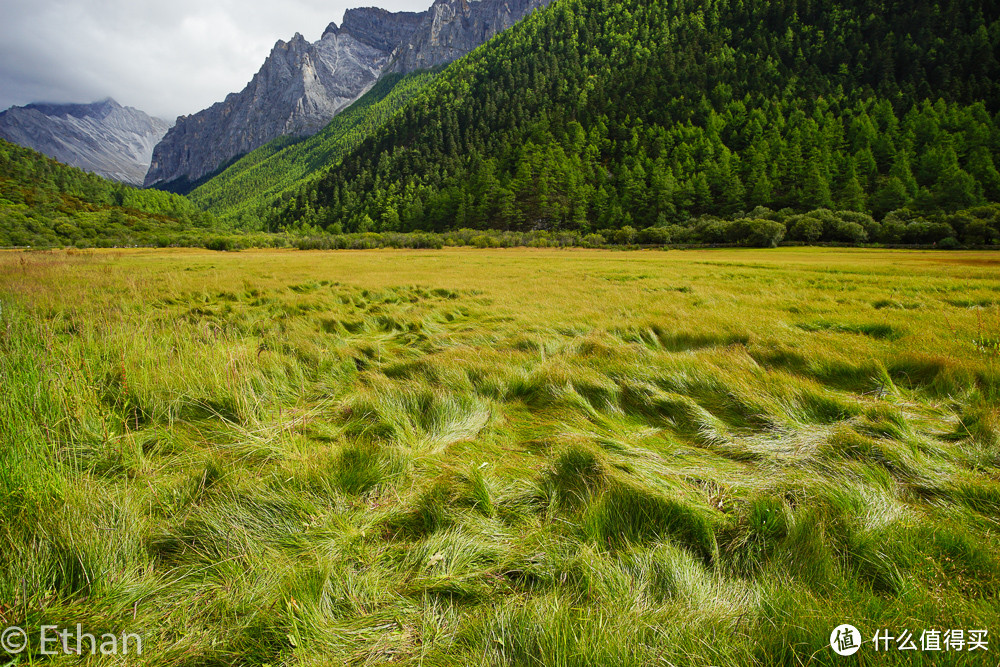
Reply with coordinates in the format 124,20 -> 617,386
389,0 -> 552,73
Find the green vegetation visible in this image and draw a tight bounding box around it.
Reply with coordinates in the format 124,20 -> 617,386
265,0 -> 1000,238
189,71 -> 440,227
280,205 -> 994,249
2,247 -> 998,665
0,139 -> 227,248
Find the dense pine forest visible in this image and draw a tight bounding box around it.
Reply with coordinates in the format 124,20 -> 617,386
263,0 -> 1000,246
0,139 -> 222,248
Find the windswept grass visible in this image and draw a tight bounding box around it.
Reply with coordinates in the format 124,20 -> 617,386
0,247 -> 998,665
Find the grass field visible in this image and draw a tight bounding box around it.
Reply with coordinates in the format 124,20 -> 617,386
1,247 -> 999,666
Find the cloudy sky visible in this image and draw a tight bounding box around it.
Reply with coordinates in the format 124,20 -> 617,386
0,0 -> 430,121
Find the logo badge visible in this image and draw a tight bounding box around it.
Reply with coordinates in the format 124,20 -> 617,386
831,624 -> 862,656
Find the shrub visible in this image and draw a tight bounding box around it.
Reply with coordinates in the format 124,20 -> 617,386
833,220 -> 868,243
789,215 -> 823,242
954,216 -> 990,245
903,220 -> 955,244
611,226 -> 637,245
697,218 -> 731,243
879,215 -> 908,243
664,224 -> 696,243
472,234 -> 499,248
636,226 -> 671,245
730,218 -> 787,247
205,236 -> 244,252
803,209 -> 841,237
837,210 -> 878,234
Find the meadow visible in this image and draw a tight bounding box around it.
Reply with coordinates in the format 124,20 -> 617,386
1,247 -> 998,666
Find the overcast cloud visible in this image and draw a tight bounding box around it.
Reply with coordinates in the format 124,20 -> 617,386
0,0 -> 430,121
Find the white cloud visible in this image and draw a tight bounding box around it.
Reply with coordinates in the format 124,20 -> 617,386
0,0 -> 430,120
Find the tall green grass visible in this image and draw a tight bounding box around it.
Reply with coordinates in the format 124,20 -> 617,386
1,247 -> 998,665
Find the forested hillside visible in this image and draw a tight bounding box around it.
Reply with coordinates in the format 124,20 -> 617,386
190,72 -> 439,226
0,139 -> 219,247
267,0 -> 1000,244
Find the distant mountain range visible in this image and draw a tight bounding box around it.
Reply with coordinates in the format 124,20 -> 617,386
145,0 -> 551,190
5,0 -> 997,250
0,99 -> 169,186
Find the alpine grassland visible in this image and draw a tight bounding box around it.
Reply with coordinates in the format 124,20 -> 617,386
1,247 -> 999,666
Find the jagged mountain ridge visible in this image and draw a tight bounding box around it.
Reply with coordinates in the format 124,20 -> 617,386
0,99 -> 169,186
146,0 -> 553,190
325,7 -> 427,52
144,8 -> 425,189
388,0 -> 551,73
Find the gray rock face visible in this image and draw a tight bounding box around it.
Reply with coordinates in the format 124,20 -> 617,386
330,7 -> 427,52
388,0 -> 553,73
0,98 -> 169,185
145,11 -> 425,188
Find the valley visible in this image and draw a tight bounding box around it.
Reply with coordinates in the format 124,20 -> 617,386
1,0 -> 1000,663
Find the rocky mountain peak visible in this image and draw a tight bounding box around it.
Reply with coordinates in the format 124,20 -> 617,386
23,97 -> 120,121
145,13 -> 424,189
145,0 -> 552,189
339,8 -> 429,51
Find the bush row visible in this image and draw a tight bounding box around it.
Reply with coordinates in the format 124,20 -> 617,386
6,205 -> 999,251
284,204 -> 1000,250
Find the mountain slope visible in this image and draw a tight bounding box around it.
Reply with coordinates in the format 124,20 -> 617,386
0,138 -> 217,248
0,99 -> 169,186
189,0 -> 557,225
189,71 -> 439,226
144,8 -> 426,190
269,0 -> 1000,235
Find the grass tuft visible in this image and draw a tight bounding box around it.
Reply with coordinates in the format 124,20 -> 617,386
540,446 -> 607,511
583,483 -> 718,563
